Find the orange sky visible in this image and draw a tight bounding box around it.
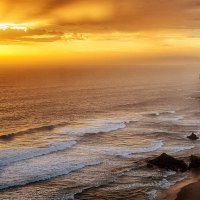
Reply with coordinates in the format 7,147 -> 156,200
0,0 -> 200,68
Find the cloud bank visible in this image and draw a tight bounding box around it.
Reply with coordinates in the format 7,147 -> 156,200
0,0 -> 200,42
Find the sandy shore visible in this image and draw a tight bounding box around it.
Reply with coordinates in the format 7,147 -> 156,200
156,171 -> 200,200
176,181 -> 200,200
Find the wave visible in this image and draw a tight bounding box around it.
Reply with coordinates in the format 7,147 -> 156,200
0,119 -> 134,140
192,91 -> 200,93
60,119 -> 132,136
120,141 -> 164,157
146,179 -> 172,200
146,175 -> 188,200
0,141 -> 77,166
163,171 -> 176,178
178,119 -> 200,126
147,111 -> 176,117
113,98 -> 166,110
158,178 -> 171,189
159,116 -> 183,123
163,145 -> 195,154
146,189 -> 157,200
64,161 -> 178,200
196,130 -> 200,136
186,97 -> 197,100
79,141 -> 163,157
0,122 -> 68,140
0,160 -> 102,190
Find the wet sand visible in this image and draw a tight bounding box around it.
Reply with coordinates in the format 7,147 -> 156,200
156,171 -> 200,200
176,181 -> 200,200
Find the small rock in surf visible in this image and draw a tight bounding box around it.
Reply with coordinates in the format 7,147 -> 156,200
187,133 -> 199,140
0,133 -> 13,140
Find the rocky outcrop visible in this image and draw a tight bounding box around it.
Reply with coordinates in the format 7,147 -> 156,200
189,155 -> 200,169
187,133 -> 199,140
0,133 -> 13,140
147,153 -> 188,172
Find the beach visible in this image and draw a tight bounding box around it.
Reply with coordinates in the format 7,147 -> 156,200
176,180 -> 200,200
157,171 -> 200,200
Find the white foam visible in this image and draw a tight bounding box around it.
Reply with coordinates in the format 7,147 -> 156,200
159,111 -> 176,115
163,171 -> 176,178
159,116 -> 183,122
158,178 -> 171,189
110,183 -> 154,190
79,141 -> 163,157
165,111 -> 176,114
196,130 -> 200,136
147,111 -> 176,116
0,140 -> 77,166
171,176 -> 188,186
65,196 -> 74,200
146,190 -> 157,200
60,119 -> 131,136
0,158 -> 101,190
186,97 -> 196,100
163,145 -> 195,154
150,112 -> 160,116
120,141 -> 164,157
146,175 -> 181,200
179,119 -> 200,125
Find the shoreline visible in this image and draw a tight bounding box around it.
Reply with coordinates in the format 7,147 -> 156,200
156,171 -> 200,200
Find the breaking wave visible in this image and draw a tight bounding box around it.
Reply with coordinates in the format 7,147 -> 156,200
60,119 -> 132,136
0,140 -> 77,166
163,145 -> 195,154
0,122 -> 68,140
0,160 -> 101,190
79,141 -> 164,157
147,111 -> 176,117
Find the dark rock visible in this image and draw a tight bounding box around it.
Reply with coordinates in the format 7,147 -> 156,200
147,162 -> 154,168
148,153 -> 188,172
187,133 -> 199,140
0,133 -> 13,140
189,155 -> 200,169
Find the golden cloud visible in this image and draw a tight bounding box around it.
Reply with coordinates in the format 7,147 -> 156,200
0,0 -> 200,44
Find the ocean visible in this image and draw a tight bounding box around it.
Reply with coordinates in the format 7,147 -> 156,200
0,66 -> 199,200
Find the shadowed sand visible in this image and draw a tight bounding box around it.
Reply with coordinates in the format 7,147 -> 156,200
156,171 -> 200,200
176,181 -> 200,200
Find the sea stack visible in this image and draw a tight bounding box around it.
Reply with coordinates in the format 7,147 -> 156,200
147,153 -> 188,172
189,155 -> 200,169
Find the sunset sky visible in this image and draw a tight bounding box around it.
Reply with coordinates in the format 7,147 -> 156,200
1,0 -> 200,68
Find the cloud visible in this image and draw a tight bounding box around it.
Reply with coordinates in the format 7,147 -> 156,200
0,28 -> 64,43
0,0 -> 200,43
